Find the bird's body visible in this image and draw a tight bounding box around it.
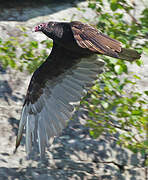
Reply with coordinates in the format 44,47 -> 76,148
16,21 -> 141,156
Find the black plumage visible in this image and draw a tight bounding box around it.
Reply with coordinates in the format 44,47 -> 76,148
15,21 -> 141,155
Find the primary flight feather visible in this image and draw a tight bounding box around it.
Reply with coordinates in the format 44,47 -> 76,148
15,21 -> 141,156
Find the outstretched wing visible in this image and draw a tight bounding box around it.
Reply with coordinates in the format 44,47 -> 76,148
71,21 -> 122,58
16,43 -> 105,156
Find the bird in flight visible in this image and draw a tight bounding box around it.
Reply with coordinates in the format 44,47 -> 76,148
15,21 -> 141,156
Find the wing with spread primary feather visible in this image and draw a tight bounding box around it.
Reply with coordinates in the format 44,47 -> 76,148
15,43 -> 105,156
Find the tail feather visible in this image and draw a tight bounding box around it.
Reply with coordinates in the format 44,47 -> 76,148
118,48 -> 141,61
14,106 -> 27,153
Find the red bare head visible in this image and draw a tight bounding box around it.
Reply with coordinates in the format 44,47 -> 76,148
34,21 -> 61,40
34,23 -> 47,32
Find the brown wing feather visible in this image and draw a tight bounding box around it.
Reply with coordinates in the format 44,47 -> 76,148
71,21 -> 122,58
97,33 -> 121,52
72,26 -> 105,54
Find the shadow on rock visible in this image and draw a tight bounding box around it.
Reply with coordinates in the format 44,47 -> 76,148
3,110 -> 145,179
0,0 -> 83,21
0,79 -> 23,104
0,80 -> 12,104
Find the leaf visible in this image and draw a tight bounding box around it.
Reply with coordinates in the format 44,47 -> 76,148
30,41 -> 38,48
142,8 -> 148,16
88,3 -> 96,9
18,26 -> 27,32
0,38 -> 2,44
136,59 -> 143,66
9,59 -> 16,68
144,91 -> 148,96
23,33 -> 28,37
89,128 -> 104,138
143,47 -> 148,55
110,2 -> 118,11
131,110 -> 142,116
114,64 -> 123,74
145,159 -> 148,166
133,75 -> 141,80
101,101 -> 109,109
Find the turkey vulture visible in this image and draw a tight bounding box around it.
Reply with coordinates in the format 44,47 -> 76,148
15,21 -> 141,156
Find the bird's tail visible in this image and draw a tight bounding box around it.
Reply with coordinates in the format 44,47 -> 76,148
14,106 -> 27,153
118,48 -> 141,61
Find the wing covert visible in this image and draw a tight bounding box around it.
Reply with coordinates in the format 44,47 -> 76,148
71,21 -> 122,58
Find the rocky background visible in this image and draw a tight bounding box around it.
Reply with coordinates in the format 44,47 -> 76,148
0,1 -> 147,179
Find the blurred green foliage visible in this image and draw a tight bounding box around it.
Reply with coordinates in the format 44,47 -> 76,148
0,0 -> 147,165
85,0 -> 148,165
0,30 -> 52,73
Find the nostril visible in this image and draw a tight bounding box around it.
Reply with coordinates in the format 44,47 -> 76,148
34,26 -> 39,32
35,27 -> 38,32
34,23 -> 46,32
